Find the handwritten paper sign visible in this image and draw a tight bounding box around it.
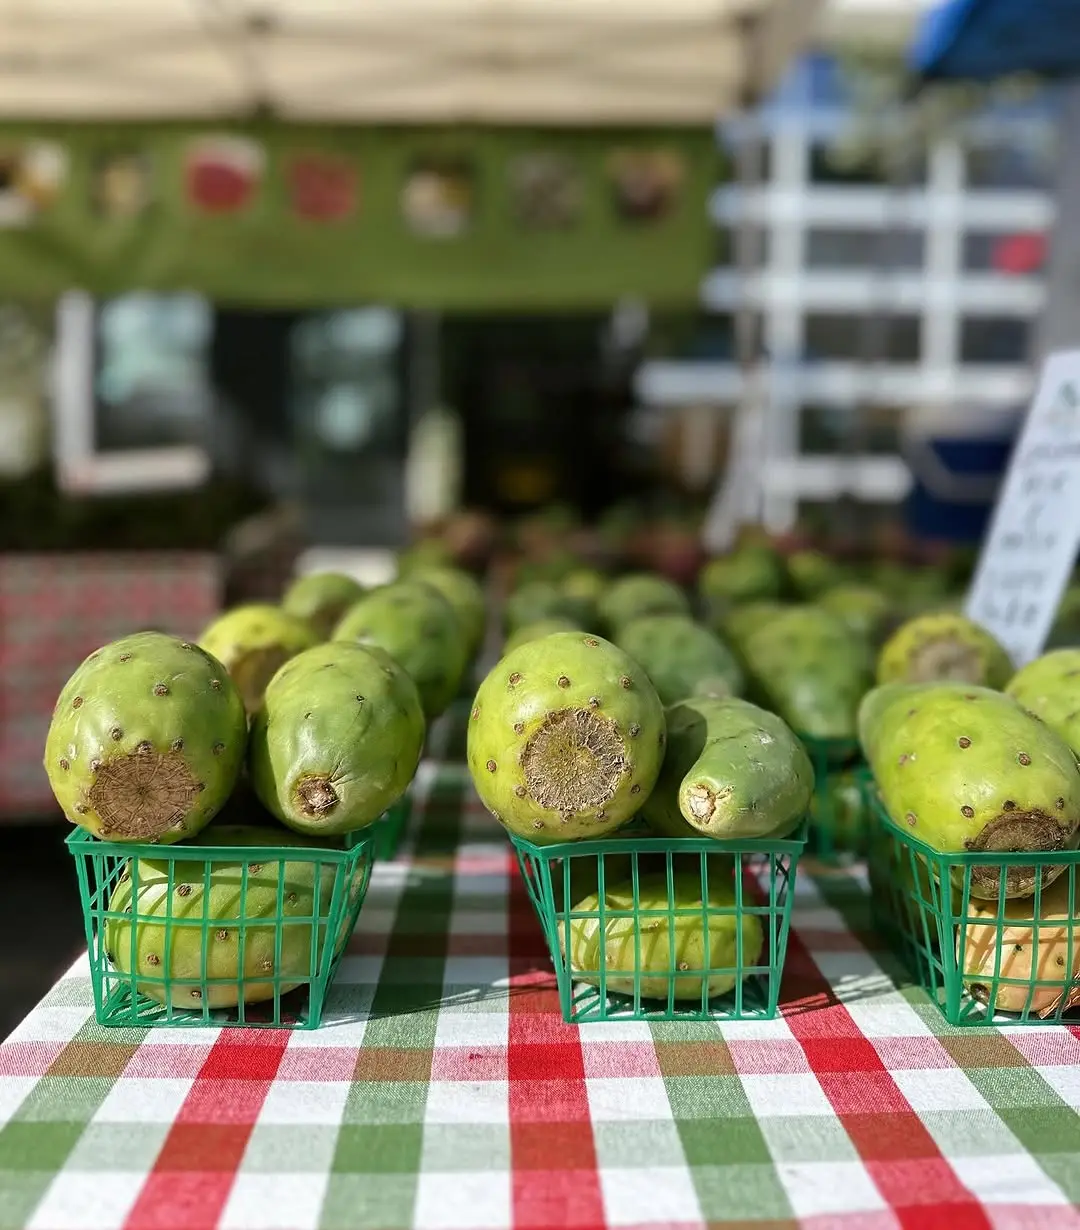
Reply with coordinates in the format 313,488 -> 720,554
965,350 -> 1080,666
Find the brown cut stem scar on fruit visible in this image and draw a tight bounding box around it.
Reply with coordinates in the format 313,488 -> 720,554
685,783 -> 735,823
519,707 -> 627,813
908,638 -> 980,682
86,750 -> 200,839
295,776 -> 339,818
966,810 -> 1069,897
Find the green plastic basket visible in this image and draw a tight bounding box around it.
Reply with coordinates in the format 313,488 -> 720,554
866,793 -> 1080,1026
68,826 -> 376,1029
510,823 -> 805,1023
800,735 -> 871,864
373,789 -> 413,860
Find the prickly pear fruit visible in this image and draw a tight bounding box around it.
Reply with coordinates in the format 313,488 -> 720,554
104,826 -> 363,1009
719,601 -> 788,652
45,632 -> 247,844
562,568 -> 607,609
1006,649 -> 1080,757
877,612 -> 1012,688
502,618 -> 583,657
199,605 -> 318,714
642,697 -> 812,840
410,566 -> 487,660
553,842 -> 732,914
698,546 -> 785,612
818,584 -> 893,643
810,769 -> 869,855
786,550 -> 846,598
396,538 -> 454,577
561,872 -> 764,1001
333,580 -> 467,720
598,573 -> 690,636
467,631 -> 665,843
281,572 -> 365,640
960,873 -> 1080,1015
614,615 -> 743,706
741,607 -> 872,743
505,581 -> 592,634
859,682 -> 1080,898
249,642 -> 425,837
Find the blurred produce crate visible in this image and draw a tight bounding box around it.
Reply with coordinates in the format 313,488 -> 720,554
0,551 -> 221,818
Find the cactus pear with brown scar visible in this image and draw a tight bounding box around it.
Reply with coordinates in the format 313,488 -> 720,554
281,572 -> 365,640
467,631 -> 665,843
199,604 -> 318,714
45,632 -> 247,844
877,612 -> 1012,688
1005,649 -> 1080,758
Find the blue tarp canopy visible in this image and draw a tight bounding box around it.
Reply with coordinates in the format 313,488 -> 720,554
911,0 -> 1080,79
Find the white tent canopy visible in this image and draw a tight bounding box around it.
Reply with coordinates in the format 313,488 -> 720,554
0,0 -> 825,124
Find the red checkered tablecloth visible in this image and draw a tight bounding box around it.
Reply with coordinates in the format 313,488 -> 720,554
1,761 -> 1079,1230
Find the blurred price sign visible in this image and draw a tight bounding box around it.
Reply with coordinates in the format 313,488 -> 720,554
966,350 -> 1080,666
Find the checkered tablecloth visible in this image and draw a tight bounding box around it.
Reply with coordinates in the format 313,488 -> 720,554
2,762 -> 1080,1230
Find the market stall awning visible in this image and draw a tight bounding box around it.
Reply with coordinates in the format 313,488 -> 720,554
0,0 -> 824,125
910,0 -> 1080,79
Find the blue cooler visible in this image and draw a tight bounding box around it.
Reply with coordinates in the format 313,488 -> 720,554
901,403 -> 1024,544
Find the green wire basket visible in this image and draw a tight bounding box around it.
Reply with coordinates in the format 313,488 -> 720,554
510,822 -> 805,1023
68,825 -> 376,1029
373,789 -> 413,860
866,793 -> 1080,1026
800,735 -> 871,864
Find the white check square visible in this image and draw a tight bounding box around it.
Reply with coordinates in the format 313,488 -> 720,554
586,1077 -> 672,1121
414,1170 -> 512,1229
600,1165 -> 702,1225
847,996 -> 936,1038
951,1154 -> 1072,1206
740,1073 -> 835,1118
577,1021 -> 655,1043
434,1010 -> 509,1048
443,957 -> 509,987
717,1017 -> 794,1042
257,1080 -> 351,1126
0,1076 -> 35,1128
28,1171 -> 145,1230
425,1080 -> 508,1124
777,1161 -> 887,1216
1031,1064 -> 1080,1111
6,1008 -> 94,1045
93,1077 -> 193,1124
285,1016 -> 370,1048
891,1066 -> 988,1113
220,1173 -> 329,1230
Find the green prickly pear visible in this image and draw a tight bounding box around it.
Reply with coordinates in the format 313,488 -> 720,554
561,872 -> 764,1001
249,642 -> 425,837
818,584 -> 894,644
281,572 -> 365,640
333,580 -> 467,720
719,601 -> 788,652
877,612 -> 1012,688
1006,649 -> 1080,757
597,573 -> 690,636
698,546 -> 785,612
562,568 -> 607,609
786,550 -> 846,598
502,618 -> 583,657
505,581 -> 593,634
614,614 -> 743,706
104,826 -> 364,1009
410,566 -> 487,660
467,631 -> 665,843
44,632 -> 247,844
642,697 -> 812,840
199,605 -> 318,714
859,682 -> 1080,899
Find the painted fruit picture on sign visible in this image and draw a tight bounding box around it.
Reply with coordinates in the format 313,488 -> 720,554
509,152 -> 583,229
402,157 -> 474,238
607,148 -> 684,223
185,136 -> 264,215
92,150 -> 153,219
287,152 -> 357,222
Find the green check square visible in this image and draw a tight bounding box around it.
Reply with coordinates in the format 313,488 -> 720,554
375,959 -> 448,986
679,1116 -> 771,1165
968,1069 -> 1062,1110
592,1121 -> 685,1169
242,1125 -> 341,1173
1033,1153 -> 1080,1203
664,1075 -> 750,1119
320,1172 -> 415,1230
0,1121 -> 85,1171
66,1122 -> 169,1170
14,1077 -> 114,1123
333,1124 -> 423,1173
367,986 -> 444,1022
999,1108 -> 1080,1154
691,1162 -> 792,1220
758,1115 -> 858,1164
342,1081 -> 429,1126
73,1020 -> 147,1047
0,1172 -> 56,1230
918,1110 -> 1021,1158
421,1124 -> 510,1171
363,1009 -> 440,1049
651,1021 -> 724,1043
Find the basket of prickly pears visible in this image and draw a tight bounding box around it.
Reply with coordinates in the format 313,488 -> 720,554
48,618 -> 426,1028
466,628 -> 809,1022
861,642 -> 1080,1026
